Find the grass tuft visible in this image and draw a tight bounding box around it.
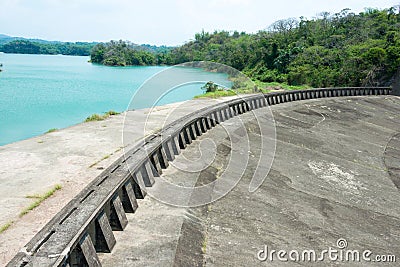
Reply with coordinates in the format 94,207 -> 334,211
104,110 -> 120,116
194,90 -> 237,99
85,113 -> 104,122
195,79 -> 311,99
0,221 -> 13,234
19,184 -> 62,217
46,128 -> 58,133
89,146 -> 124,168
202,235 -> 208,254
26,194 -> 41,199
84,110 -> 120,122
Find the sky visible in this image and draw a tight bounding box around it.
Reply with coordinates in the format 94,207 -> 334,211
0,0 -> 399,46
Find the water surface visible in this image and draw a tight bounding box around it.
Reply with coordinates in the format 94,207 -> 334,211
0,54 -> 230,145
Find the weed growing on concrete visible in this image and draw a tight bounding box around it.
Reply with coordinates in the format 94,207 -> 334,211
89,146 -> 124,168
194,90 -> 237,99
20,184 -> 62,217
0,221 -> 13,234
84,110 -> 120,122
46,128 -> 58,133
85,113 -> 104,122
202,235 -> 208,254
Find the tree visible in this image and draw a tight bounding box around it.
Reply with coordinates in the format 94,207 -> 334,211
202,81 -> 219,93
86,5 -> 400,87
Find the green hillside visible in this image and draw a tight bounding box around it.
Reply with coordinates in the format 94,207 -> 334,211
91,7 -> 400,88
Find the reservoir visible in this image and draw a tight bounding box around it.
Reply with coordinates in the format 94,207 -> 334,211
0,54 -> 231,146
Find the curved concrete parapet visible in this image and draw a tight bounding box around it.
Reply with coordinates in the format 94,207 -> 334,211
7,87 -> 393,267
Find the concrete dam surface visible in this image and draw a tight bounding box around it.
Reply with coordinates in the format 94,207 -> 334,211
98,95 -> 400,266
1,93 -> 400,266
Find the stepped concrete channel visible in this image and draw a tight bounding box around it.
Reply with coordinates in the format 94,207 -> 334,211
2,87 -> 400,266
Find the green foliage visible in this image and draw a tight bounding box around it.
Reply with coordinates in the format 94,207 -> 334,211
84,110 -> 120,122
197,79 -> 254,98
363,47 -> 386,65
104,110 -> 120,116
88,6 -> 399,88
194,90 -> 237,99
254,80 -> 310,91
2,6 -> 400,89
0,221 -> 13,233
85,114 -> 105,122
90,40 -> 172,66
0,39 -> 95,56
20,184 -> 62,217
46,128 -> 58,133
170,6 -> 399,87
201,81 -> 220,92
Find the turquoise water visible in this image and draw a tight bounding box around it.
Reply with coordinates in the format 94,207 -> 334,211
0,54 -> 231,146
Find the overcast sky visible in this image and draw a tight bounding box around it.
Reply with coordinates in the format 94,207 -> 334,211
1,0 -> 398,46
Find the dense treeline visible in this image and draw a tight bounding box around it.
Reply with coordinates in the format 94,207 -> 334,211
90,40 -> 173,66
91,7 -> 400,87
0,40 -> 96,56
172,7 -> 400,87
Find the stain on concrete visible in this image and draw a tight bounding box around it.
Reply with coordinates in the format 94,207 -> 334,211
384,133 -> 400,190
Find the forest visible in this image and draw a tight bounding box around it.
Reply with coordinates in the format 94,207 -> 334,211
90,7 -> 400,88
0,39 -> 96,56
2,7 -> 399,88
90,41 -> 172,66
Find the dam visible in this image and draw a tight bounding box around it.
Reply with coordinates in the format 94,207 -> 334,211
2,87 -> 399,266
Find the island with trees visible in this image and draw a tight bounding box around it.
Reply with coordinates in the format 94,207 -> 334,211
0,38 -> 96,56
